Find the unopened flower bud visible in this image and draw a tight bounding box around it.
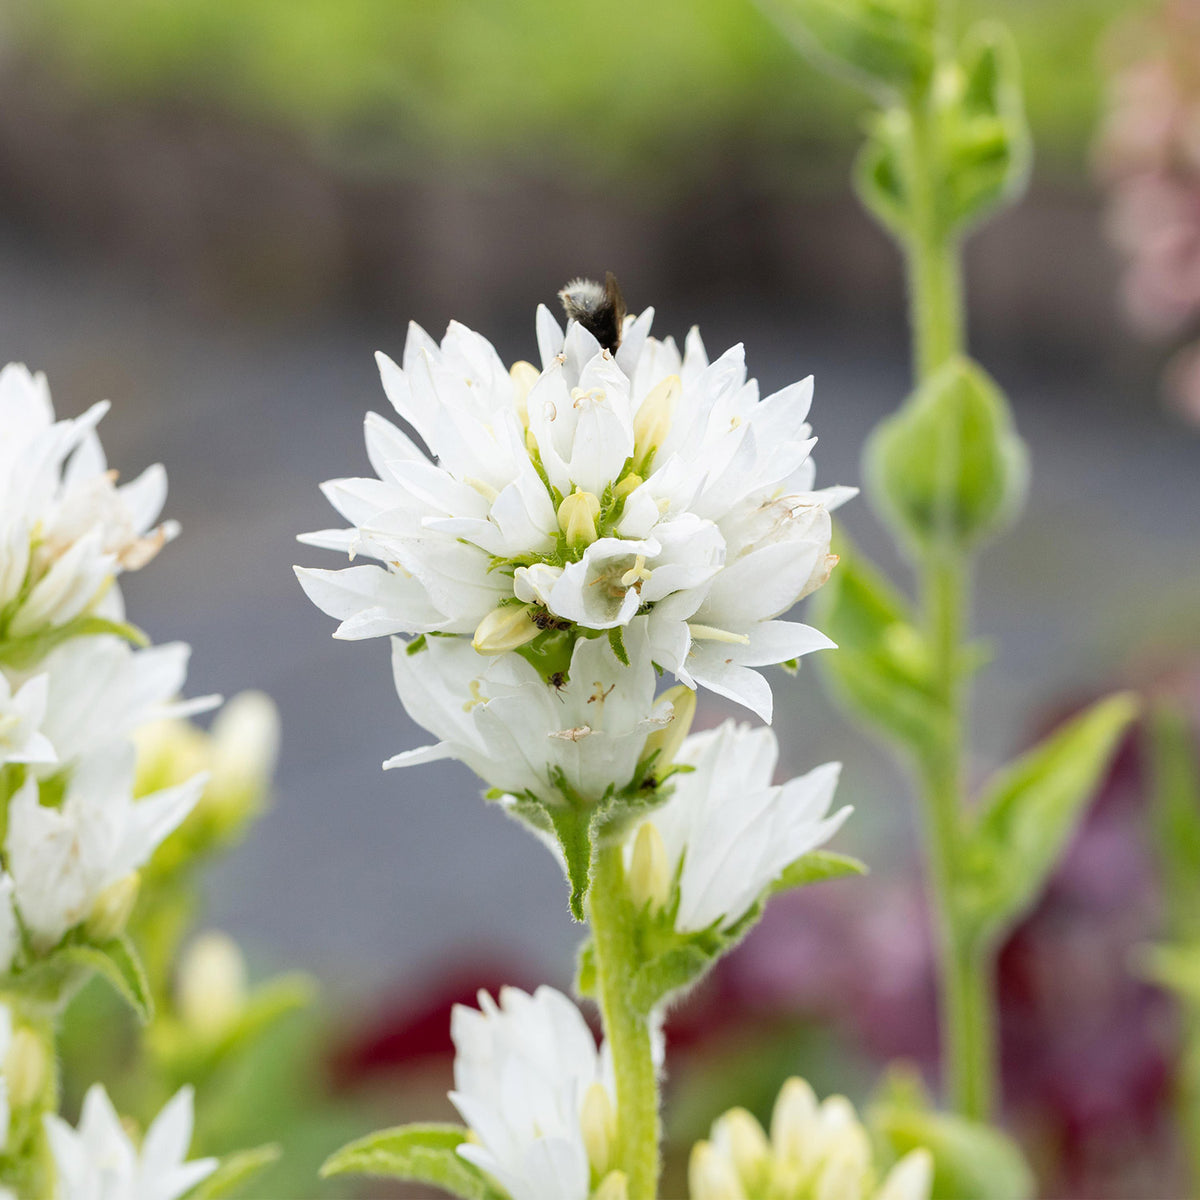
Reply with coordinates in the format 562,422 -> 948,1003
689,1140 -> 747,1200
627,823 -> 671,913
633,374 -> 680,461
877,1149 -> 935,1200
613,472 -> 642,500
770,1076 -> 819,1165
713,1108 -> 770,1191
5,1027 -> 49,1110
85,872 -> 139,941
177,931 -> 247,1038
592,1170 -> 629,1200
472,605 -> 540,655
208,690 -> 280,802
580,1081 -> 617,1178
557,489 -> 601,549
641,685 -> 696,771
510,361 -> 540,425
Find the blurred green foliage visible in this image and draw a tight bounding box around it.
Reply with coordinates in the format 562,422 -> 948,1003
12,0 -> 1131,187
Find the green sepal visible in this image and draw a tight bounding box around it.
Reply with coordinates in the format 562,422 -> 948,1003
320,1124 -> 506,1200
871,1067 -> 1034,1200
770,850 -> 868,894
187,1144 -> 282,1199
619,849 -> 867,1013
607,625 -> 630,667
0,615 -> 148,670
957,692 -> 1139,946
855,107 -> 914,237
8,934 -> 154,1022
812,545 -> 948,755
769,0 -> 937,98
547,800 -> 594,922
865,356 -> 1027,555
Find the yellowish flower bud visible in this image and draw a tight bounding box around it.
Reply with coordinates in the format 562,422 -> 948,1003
689,1141 -> 748,1200
713,1108 -> 770,1191
177,931 -> 247,1038
877,1149 -> 935,1200
771,1076 -> 819,1166
580,1081 -> 617,1178
613,473 -> 642,500
592,1170 -> 629,1200
209,690 -> 280,800
510,361 -> 540,426
557,489 -> 601,549
472,605 -> 540,655
627,822 -> 671,914
633,374 -> 680,461
640,685 -> 696,771
5,1027 -> 50,1110
85,872 -> 139,941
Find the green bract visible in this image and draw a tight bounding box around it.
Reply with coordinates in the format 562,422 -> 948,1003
864,357 -> 1027,554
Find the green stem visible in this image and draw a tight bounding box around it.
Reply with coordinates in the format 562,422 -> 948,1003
588,842 -> 660,1200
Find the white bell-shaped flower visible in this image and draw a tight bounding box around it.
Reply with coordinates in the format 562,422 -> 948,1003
450,985 -> 616,1200
631,720 -> 849,933
0,364 -> 177,642
43,1083 -> 217,1200
5,743 -> 205,948
0,673 -> 55,767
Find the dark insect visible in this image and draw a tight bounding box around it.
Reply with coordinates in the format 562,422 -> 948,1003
548,671 -> 568,695
532,609 -> 571,632
558,272 -> 626,353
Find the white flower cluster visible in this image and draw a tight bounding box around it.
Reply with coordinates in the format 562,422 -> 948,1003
0,364 -> 216,968
298,301 -> 850,722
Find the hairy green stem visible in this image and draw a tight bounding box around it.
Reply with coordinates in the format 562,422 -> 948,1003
588,842 -> 660,1200
901,48 -> 994,1120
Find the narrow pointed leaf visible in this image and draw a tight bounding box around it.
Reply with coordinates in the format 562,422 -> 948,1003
771,850 -> 868,894
188,1145 -> 281,1199
959,692 -> 1139,942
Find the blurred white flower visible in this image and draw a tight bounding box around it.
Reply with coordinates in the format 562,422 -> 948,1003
0,364 -> 177,642
0,672 -> 55,766
0,877 -> 18,976
385,622 -> 675,805
0,1002 -> 10,1153
451,985 -> 616,1200
5,743 -> 205,948
43,1083 -> 217,1200
31,635 -> 219,768
629,721 -> 848,933
690,1077 -> 933,1200
297,299 -> 848,717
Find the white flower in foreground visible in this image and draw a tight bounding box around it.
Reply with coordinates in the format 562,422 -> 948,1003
0,672 -> 55,766
33,635 -> 219,768
451,985 -> 617,1200
297,291 -> 850,719
44,1084 -> 217,1200
628,721 -> 849,933
5,743 -> 205,948
690,1078 -> 933,1200
0,363 -> 177,642
385,623 -> 675,805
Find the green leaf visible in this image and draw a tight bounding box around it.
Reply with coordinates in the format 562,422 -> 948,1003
0,615 -> 148,669
873,1081 -> 1034,1200
56,935 -> 154,1023
1149,704 -> 1200,938
769,0 -> 936,96
1135,941 -> 1200,1003
812,546 -> 949,754
320,1124 -> 506,1199
188,1145 -> 281,1199
865,356 -> 1027,554
958,692 -> 1139,944
770,850 -> 868,894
